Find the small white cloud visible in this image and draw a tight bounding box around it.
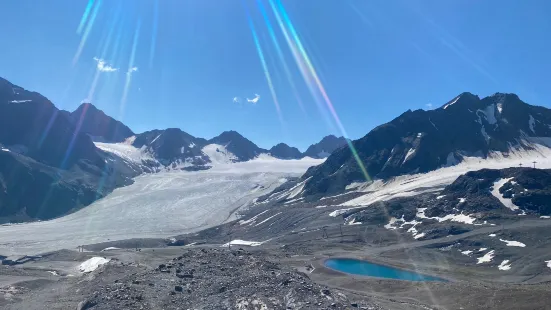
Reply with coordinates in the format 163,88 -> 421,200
247,94 -> 260,104
127,67 -> 138,75
93,57 -> 118,72
426,103 -> 433,109
233,97 -> 241,103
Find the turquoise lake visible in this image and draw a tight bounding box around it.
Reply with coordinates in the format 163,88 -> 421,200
325,258 -> 445,282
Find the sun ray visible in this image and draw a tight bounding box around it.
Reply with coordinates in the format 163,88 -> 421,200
256,0 -> 306,115
73,0 -> 102,65
268,0 -> 371,181
149,0 -> 159,68
77,0 -> 95,35
119,20 -> 141,120
242,0 -> 283,121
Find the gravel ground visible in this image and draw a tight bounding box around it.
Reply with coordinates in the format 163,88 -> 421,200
0,248 -> 380,310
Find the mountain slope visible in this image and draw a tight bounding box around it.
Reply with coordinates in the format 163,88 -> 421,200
303,135 -> 347,159
300,92 -> 551,196
0,77 -> 134,221
65,103 -> 134,143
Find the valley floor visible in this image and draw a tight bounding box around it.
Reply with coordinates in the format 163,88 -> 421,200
3,219 -> 551,310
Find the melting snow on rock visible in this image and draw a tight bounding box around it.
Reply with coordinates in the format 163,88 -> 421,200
498,260 -> 512,271
490,178 -> 519,211
499,239 -> 526,247
221,240 -> 267,247
79,257 -> 110,273
477,250 -> 495,264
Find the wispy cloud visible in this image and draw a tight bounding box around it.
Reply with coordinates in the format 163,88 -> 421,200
93,57 -> 118,72
127,66 -> 138,75
426,103 -> 433,109
233,97 -> 241,104
247,94 -> 260,104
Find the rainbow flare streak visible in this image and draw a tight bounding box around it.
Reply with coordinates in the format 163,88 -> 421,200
149,0 -> 159,68
268,0 -> 371,182
243,1 -> 282,118
120,20 -> 141,118
256,0 -> 305,114
73,0 -> 102,65
77,0 -> 96,35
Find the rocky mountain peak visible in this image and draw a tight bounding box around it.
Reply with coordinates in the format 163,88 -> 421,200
269,143 -> 302,159
67,102 -> 134,143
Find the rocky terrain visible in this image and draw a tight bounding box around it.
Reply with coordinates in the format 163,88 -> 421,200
0,247 -> 382,310
0,77 -> 136,222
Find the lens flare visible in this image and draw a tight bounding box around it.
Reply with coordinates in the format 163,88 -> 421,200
61,103 -> 90,169
77,0 -> 96,35
120,20 -> 141,119
268,0 -> 370,181
242,1 -> 282,119
73,0 -> 102,65
150,0 -> 159,68
256,0 -> 305,114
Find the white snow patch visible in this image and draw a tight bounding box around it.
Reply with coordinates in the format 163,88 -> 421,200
150,134 -> 162,144
417,133 -> 423,138
284,197 -> 304,204
345,182 -> 364,190
101,247 -> 120,252
239,210 -> 269,226
436,195 -> 445,200
491,178 -> 519,211
529,115 -> 536,134
413,233 -> 425,239
443,96 -> 460,109
477,250 -> 495,264
416,208 -> 477,224
461,250 -> 473,256
254,212 -> 282,227
458,198 -> 466,204
479,248 -> 488,252
180,146 -> 185,154
403,148 -> 416,164
348,218 -> 362,225
9,100 -> 32,103
489,234 -> 497,237
429,118 -> 438,130
540,216 -> 551,219
545,260 -> 551,269
315,205 -> 328,209
189,142 -> 195,148
498,260 -> 511,271
1,147 -> 9,152
202,144 -> 237,165
221,239 -> 266,247
79,257 -> 110,273
286,177 -> 311,199
384,217 -> 398,230
499,239 -> 526,247
497,103 -> 503,114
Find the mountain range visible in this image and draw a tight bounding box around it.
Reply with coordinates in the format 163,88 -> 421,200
0,77 -> 346,221
299,92 -> 551,197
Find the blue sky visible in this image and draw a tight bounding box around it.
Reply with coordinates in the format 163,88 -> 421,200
0,0 -> 550,150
